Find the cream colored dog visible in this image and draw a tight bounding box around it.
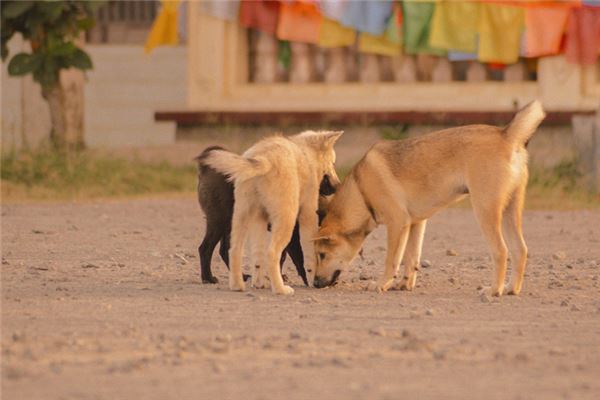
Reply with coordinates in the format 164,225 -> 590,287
203,131 -> 343,295
313,101 -> 546,296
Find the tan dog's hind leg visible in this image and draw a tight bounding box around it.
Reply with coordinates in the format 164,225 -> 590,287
376,221 -> 411,292
471,196 -> 509,296
503,179 -> 528,295
396,220 -> 427,291
267,218 -> 296,295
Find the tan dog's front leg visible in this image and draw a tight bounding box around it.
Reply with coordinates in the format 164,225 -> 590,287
395,220 -> 427,291
376,224 -> 410,292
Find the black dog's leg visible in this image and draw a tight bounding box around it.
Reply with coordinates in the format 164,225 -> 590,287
199,230 -> 221,284
218,231 -> 230,267
279,251 -> 287,269
285,222 -> 308,286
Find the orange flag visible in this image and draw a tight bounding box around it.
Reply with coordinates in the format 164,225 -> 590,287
239,1 -> 280,35
277,2 -> 321,44
524,7 -> 571,57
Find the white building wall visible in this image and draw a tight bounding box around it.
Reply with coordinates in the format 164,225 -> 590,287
1,39 -> 185,151
84,45 -> 186,147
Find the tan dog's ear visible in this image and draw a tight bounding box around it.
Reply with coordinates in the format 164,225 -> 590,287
311,235 -> 332,242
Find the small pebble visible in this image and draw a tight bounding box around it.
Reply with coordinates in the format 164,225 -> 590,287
425,309 -> 434,316
212,363 -> 225,374
301,296 -> 319,304
369,327 -> 387,337
515,353 -> 529,362
215,334 -> 232,343
420,259 -> 432,268
552,251 -> 566,261
359,271 -> 373,281
446,249 -> 458,256
480,293 -> 492,303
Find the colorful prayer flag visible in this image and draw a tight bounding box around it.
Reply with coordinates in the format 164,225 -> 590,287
145,0 -> 180,54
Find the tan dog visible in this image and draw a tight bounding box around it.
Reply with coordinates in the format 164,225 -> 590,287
313,101 -> 546,296
203,131 -> 343,295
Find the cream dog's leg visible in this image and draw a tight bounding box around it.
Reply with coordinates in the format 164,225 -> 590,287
503,180 -> 528,295
229,206 -> 251,292
396,220 -> 427,291
249,220 -> 269,289
376,221 -> 410,292
267,217 -> 296,295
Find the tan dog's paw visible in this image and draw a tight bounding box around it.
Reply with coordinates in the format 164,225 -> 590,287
479,285 -> 503,298
506,282 -> 522,296
390,279 -> 408,291
376,277 -> 395,293
491,284 -> 504,297
274,285 -> 295,296
393,276 -> 416,291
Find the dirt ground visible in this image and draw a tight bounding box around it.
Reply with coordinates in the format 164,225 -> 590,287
1,197 -> 600,400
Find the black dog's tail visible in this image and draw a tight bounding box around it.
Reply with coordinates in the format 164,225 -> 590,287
194,145 -> 228,175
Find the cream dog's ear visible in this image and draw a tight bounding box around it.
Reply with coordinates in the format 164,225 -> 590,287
322,130 -> 343,147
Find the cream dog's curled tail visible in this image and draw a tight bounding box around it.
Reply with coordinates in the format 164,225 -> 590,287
504,100 -> 546,146
200,150 -> 271,183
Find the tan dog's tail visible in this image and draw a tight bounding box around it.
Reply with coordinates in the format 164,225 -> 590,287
200,150 -> 271,183
504,100 -> 546,146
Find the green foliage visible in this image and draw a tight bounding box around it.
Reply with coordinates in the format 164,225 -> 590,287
529,159 -> 582,192
379,124 -> 410,141
1,1 -> 103,89
1,148 -> 197,200
277,40 -> 291,70
525,159 -> 598,209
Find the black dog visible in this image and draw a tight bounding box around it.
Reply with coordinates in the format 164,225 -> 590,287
195,146 -> 335,286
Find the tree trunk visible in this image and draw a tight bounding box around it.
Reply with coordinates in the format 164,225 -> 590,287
41,69 -> 85,151
42,84 -> 67,148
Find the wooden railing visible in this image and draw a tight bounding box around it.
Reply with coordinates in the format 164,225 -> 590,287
247,30 -> 537,84
86,0 -> 159,44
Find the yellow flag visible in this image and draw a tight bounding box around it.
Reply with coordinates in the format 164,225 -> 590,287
145,0 -> 180,54
359,33 -> 401,57
429,1 -> 480,53
319,17 -> 356,48
478,3 -> 524,64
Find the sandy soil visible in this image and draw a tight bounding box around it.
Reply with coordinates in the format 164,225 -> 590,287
2,197 -> 600,400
